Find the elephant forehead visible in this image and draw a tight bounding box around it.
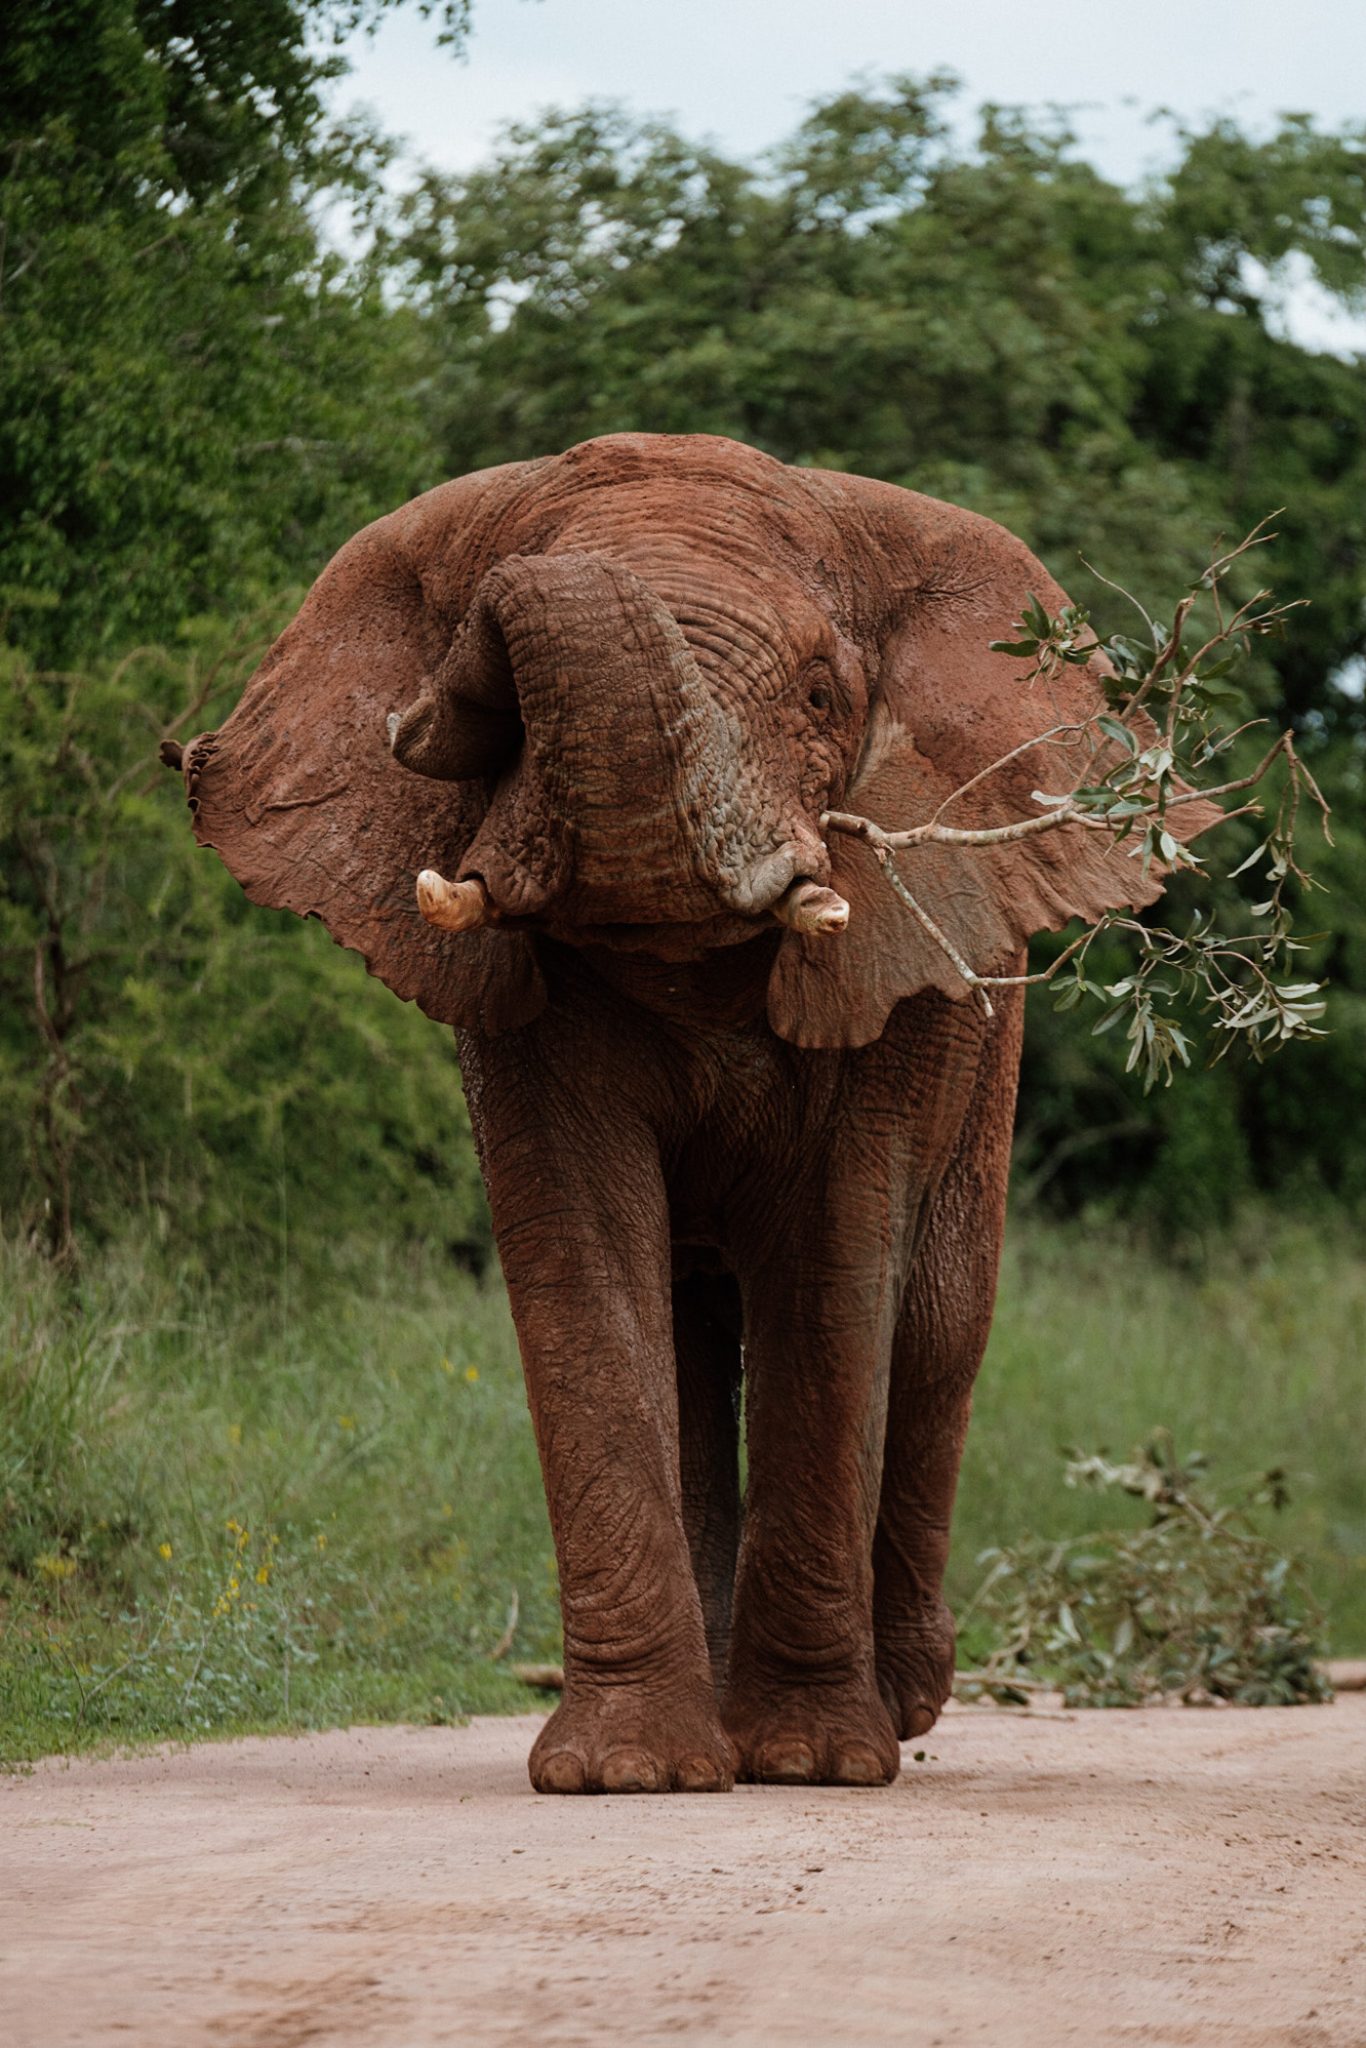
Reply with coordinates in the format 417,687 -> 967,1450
540,545 -> 842,688
655,575 -> 825,675
541,459 -> 850,584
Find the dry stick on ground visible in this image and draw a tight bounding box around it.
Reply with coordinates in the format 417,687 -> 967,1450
488,1589 -> 520,1663
510,1662 -> 566,1692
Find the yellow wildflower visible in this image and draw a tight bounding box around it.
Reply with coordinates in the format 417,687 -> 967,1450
35,1552 -> 77,1581
255,1564 -> 271,1586
227,1423 -> 242,1447
337,1414 -> 356,1431
464,1366 -> 480,1385
158,1542 -> 173,1561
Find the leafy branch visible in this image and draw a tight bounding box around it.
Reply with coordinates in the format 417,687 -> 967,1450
823,520 -> 1332,1088
955,1433 -> 1331,1708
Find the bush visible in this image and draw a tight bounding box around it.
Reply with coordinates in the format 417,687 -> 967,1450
959,1433 -> 1331,1707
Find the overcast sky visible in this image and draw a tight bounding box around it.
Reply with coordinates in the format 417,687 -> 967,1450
333,0 -> 1366,352
336,0 -> 1364,180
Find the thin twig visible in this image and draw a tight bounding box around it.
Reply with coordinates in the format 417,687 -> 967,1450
824,728 -> 1329,860
923,720 -> 1096,826
488,1588 -> 520,1662
872,851 -> 997,1016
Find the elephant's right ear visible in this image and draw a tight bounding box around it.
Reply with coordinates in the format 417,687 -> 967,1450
769,478 -> 1223,1049
171,491 -> 545,1036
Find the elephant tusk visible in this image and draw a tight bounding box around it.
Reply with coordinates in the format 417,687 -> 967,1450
771,880 -> 850,936
415,870 -> 492,933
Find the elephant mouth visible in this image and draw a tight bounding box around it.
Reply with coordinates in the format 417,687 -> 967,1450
415,862 -> 849,951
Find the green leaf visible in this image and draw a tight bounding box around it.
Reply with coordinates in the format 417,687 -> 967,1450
1097,714 -> 1139,755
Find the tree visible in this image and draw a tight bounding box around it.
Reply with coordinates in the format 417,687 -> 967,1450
3,61 -> 1363,1248
0,1 -> 477,1252
393,78 -> 1366,734
0,1 -> 473,660
388,80 -> 1366,1226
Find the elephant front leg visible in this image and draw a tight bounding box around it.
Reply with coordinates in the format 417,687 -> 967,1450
486,1110 -> 732,1795
723,1238 -> 902,1787
873,1219 -> 1005,1743
875,992 -> 1022,1739
674,1270 -> 743,1689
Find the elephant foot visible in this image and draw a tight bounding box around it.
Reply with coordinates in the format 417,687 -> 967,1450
528,1686 -> 736,1795
875,1597 -> 956,1740
724,1678 -> 900,1787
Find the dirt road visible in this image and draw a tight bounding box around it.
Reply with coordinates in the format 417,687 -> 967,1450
3,1698 -> 1363,2047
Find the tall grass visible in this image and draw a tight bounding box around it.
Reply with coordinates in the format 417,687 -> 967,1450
0,1236 -> 554,1763
959,1218 -> 1366,1635
1,1213 -> 1361,1763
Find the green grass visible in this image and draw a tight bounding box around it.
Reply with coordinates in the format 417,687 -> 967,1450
956,1217 -> 1366,1643
2,1213 -> 1362,1764
0,1235 -> 556,1765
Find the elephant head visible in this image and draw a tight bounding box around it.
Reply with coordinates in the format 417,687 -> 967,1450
172,435 -> 1215,1046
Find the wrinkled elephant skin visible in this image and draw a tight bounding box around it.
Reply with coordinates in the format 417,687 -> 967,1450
170,435 -> 1207,1793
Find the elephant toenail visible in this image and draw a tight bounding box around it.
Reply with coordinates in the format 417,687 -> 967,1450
834,1745 -> 894,1785
905,1706 -> 937,1739
599,1748 -> 663,1794
755,1739 -> 817,1784
536,1751 -> 586,1794
675,1754 -> 730,1793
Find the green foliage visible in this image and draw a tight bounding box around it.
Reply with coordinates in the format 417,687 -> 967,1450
956,1217 -> 1366,1646
3,1214 -> 1358,1761
959,1434 -> 1330,1708
0,4 -> 491,1254
847,528 -> 1333,1095
2,52 -> 1364,1243
0,1230 -> 552,1763
0,630 -> 489,1259
0,1 -> 452,661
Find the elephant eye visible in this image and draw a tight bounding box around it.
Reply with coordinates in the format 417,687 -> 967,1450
808,684 -> 832,713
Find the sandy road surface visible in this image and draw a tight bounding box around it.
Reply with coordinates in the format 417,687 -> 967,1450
3,1699 -> 1364,2048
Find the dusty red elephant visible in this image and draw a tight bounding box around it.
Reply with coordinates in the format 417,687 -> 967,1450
168,433 -> 1187,1793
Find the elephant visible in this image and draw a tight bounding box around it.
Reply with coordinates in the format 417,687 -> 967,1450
165,432 -> 1206,1794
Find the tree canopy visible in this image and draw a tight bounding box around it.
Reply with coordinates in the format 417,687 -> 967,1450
2,46 -> 1364,1253
393,81 -> 1366,733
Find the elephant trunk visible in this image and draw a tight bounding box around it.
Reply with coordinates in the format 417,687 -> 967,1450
393,552 -> 764,926
388,574 -> 523,783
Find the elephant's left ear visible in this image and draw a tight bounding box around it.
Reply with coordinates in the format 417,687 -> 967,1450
170,488 -> 546,1037
768,480 -> 1223,1050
